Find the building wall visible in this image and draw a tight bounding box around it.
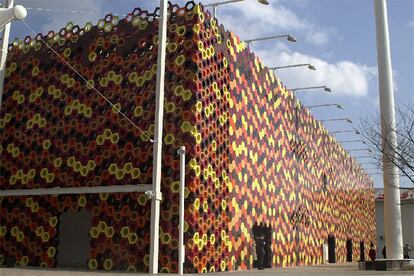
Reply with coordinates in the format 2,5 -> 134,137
188,4 -> 376,272
375,196 -> 414,258
0,1 -> 376,274
401,201 -> 414,254
222,26 -> 376,270
0,3 -> 201,272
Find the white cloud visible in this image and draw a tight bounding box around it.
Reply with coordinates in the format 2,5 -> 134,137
255,48 -> 377,97
216,1 -> 305,37
306,30 -> 330,46
212,0 -> 332,47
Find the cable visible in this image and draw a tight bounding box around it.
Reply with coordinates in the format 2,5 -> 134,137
20,20 -> 154,143
24,6 -> 127,17
26,7 -> 97,15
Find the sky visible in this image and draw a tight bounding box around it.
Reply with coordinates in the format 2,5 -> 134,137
10,0 -> 414,188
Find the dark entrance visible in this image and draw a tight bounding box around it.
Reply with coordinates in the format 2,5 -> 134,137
252,224 -> 272,268
328,235 -> 336,263
360,241 -> 365,262
57,208 -> 92,268
346,239 -> 353,262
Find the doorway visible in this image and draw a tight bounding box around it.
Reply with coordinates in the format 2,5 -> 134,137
57,208 -> 92,268
328,235 -> 336,263
346,239 -> 353,262
360,241 -> 365,262
252,224 -> 272,268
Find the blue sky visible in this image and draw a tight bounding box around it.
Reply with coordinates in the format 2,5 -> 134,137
10,0 -> 414,187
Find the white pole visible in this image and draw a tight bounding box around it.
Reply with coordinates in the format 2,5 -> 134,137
0,0 -> 14,110
374,0 -> 403,260
177,146 -> 186,275
149,0 -> 168,274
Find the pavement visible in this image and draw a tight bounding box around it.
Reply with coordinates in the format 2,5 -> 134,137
0,263 -> 413,276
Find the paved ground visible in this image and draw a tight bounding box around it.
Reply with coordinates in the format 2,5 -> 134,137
0,263 -> 413,276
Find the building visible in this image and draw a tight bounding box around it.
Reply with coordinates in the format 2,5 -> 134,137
0,2 -> 376,273
375,188 -> 414,258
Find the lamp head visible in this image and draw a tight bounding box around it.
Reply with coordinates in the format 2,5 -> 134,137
308,64 -> 316,70
287,35 -> 297,42
0,5 -> 27,30
258,0 -> 270,5
14,5 -> 27,20
336,104 -> 344,109
324,87 -> 332,92
355,131 -> 361,135
346,119 -> 353,124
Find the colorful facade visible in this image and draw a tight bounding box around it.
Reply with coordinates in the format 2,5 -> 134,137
0,1 -> 375,273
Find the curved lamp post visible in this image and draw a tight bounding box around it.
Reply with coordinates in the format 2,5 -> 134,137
347,148 -> 373,153
245,34 -> 296,47
308,103 -> 343,109
331,130 -> 360,135
150,0 -> 168,274
340,140 -> 365,144
290,85 -> 331,93
0,3 -> 26,29
269,63 -> 316,71
0,1 -> 27,110
320,118 -> 353,124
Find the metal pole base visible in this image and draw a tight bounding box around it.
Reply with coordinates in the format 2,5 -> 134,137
359,259 -> 414,271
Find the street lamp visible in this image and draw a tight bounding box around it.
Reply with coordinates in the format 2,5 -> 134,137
0,1 -> 27,109
339,140 -> 365,144
331,130 -> 361,135
290,85 -> 331,93
361,166 -> 379,170
205,0 -> 269,18
0,3 -> 26,29
347,148 -> 373,153
245,34 -> 296,47
149,0 -> 168,274
320,118 -> 353,124
308,103 -> 343,109
269,63 -> 316,71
